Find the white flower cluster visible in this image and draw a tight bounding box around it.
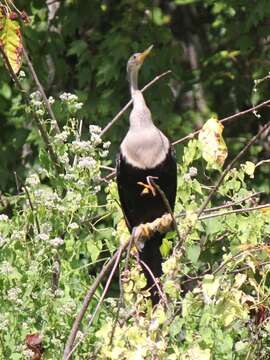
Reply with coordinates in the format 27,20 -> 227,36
0,314 -> 9,331
78,157 -> 97,169
72,140 -> 92,152
0,214 -> 9,222
54,130 -> 69,142
49,237 -> 64,248
30,90 -> 42,101
7,287 -> 22,302
59,92 -> 78,102
89,125 -> 102,145
0,235 -> 6,246
36,233 -> 49,241
25,173 -> 40,187
68,222 -> 79,230
33,189 -> 60,209
89,125 -> 101,134
0,261 -> 14,275
48,96 -> 55,104
103,141 -> 111,149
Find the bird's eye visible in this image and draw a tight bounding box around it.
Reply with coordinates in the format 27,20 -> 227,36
133,55 -> 137,59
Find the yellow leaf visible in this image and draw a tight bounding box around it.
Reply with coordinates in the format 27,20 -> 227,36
198,117 -> 228,170
0,10 -> 22,74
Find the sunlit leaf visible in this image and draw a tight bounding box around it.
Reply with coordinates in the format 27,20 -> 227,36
0,9 -> 22,74
198,117 -> 228,170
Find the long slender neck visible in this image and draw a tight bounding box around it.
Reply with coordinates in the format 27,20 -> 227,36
128,67 -> 139,96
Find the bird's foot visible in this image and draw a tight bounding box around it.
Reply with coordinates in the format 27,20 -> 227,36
137,176 -> 159,197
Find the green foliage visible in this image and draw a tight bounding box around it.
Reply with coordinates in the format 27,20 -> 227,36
0,1 -> 270,359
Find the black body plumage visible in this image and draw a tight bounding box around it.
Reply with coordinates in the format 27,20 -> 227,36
117,148 -> 177,304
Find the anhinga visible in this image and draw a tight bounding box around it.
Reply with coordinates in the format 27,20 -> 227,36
116,46 -> 177,304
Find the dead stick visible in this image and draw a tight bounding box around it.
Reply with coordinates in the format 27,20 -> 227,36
22,46 -> 61,134
198,203 -> 270,221
172,98 -> 270,146
100,70 -> 172,137
65,246 -> 124,360
62,241 -> 129,360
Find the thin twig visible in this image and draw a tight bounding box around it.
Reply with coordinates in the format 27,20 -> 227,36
109,233 -> 135,347
139,259 -> 168,307
201,192 -> 262,214
172,98 -> 270,146
14,172 -> 41,234
230,260 -> 270,275
22,184 -> 41,234
198,203 -> 270,221
100,70 -> 172,137
62,241 -> 129,360
149,178 -> 181,244
256,159 -> 270,168
65,246 -> 124,360
22,46 -> 61,134
197,119 -> 270,218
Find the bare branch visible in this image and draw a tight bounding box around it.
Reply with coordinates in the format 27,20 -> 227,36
198,203 -> 270,221
100,70 -> 172,137
172,99 -> 270,146
22,46 -> 61,134
139,259 -> 168,307
65,247 -> 124,360
62,241 -> 129,360
149,177 -> 181,244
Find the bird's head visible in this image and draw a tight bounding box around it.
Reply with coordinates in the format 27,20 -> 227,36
127,45 -> 153,75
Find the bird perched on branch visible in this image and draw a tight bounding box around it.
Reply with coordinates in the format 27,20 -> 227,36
116,45 -> 177,304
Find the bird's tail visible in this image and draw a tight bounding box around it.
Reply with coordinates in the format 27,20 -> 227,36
140,232 -> 163,305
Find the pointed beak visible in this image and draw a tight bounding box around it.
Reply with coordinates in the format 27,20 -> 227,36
138,45 -> 153,64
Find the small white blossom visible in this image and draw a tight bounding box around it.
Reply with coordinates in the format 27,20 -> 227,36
7,287 -> 22,302
72,140 -> 92,152
31,100 -> 42,107
100,150 -> 109,158
90,133 -> 102,145
36,108 -> 45,116
0,314 -> 9,330
89,125 -> 101,134
49,237 -> 64,248
74,102 -> 83,110
22,349 -> 35,359
25,173 -> 40,187
78,157 -> 96,169
103,141 -> 111,149
94,185 -> 101,193
60,92 -> 78,102
189,167 -> 197,177
0,236 -> 6,246
36,233 -> 49,241
0,261 -> 14,275
18,70 -> 26,78
48,96 -> 55,104
68,222 -> 79,230
30,91 -> 41,100
0,214 -> 9,222
54,131 -> 69,142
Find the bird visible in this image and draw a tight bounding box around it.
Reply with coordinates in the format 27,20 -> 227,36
116,45 -> 177,304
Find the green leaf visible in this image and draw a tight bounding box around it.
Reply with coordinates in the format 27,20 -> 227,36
187,244 -> 201,264
241,161 -> 256,178
160,237 -> 172,257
